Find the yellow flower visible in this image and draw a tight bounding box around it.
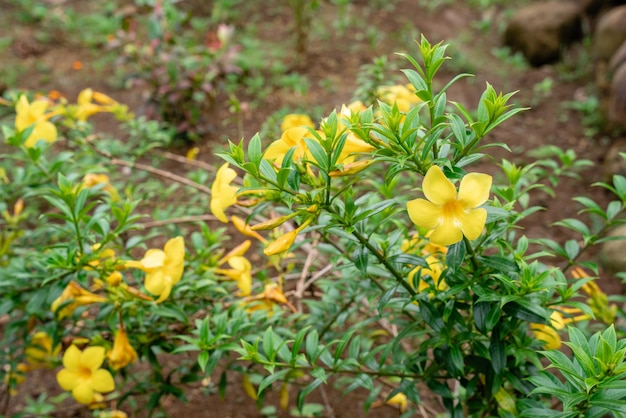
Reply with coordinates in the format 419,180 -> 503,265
210,163 -> 240,223
531,323 -> 562,350
264,229 -> 298,256
408,255 -> 446,293
3,363 -> 29,395
329,160 -> 374,177
217,240 -> 252,265
125,236 -> 185,303
407,166 -> 492,246
51,282 -> 107,319
214,256 -> 252,296
15,95 -> 58,148
336,133 -> 375,165
80,173 -> 120,201
75,89 -> 118,121
377,84 -> 421,112
531,308 -> 590,350
571,267 -> 616,325
243,283 -> 296,315
100,411 -> 128,418
386,393 -> 408,413
231,215 -> 267,243
263,127 -> 317,165
25,332 -> 61,368
56,345 -> 115,405
108,327 -> 138,370
280,114 -> 315,132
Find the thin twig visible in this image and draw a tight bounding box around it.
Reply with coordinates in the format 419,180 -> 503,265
139,214 -> 218,228
155,150 -> 216,172
110,157 -> 212,195
318,385 -> 337,418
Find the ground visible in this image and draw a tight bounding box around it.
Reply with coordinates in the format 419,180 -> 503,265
1,0 -> 623,416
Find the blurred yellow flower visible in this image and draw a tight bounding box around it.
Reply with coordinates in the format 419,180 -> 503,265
56,345 -> 115,405
531,308 -> 590,350
264,126 -> 316,165
214,255 -> 252,296
15,95 -> 58,148
407,166 -> 492,246
3,363 -> 29,395
210,163 -> 240,223
108,327 -> 138,370
264,229 -> 298,256
243,283 -> 296,315
377,84 -> 421,112
80,173 -> 120,201
51,282 -> 107,319
280,113 -> 315,132
571,267 -> 617,325
231,215 -> 267,243
25,331 -> 61,368
125,236 -> 185,303
75,89 -> 119,121
408,255 -> 447,293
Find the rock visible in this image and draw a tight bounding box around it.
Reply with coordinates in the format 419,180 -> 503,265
608,62 -> 626,128
601,224 -> 626,273
604,138 -> 626,179
609,39 -> 626,73
593,5 -> 626,61
503,1 -> 583,66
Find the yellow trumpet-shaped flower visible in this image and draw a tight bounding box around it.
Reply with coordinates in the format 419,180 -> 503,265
243,283 -> 296,315
214,256 -> 252,296
264,229 -> 298,256
280,113 -> 315,132
75,89 -> 119,121
15,95 -> 58,148
231,215 -> 267,243
25,331 -> 61,369
530,322 -> 562,350
51,282 -> 107,319
125,236 -> 185,303
531,308 -> 590,350
56,345 -> 115,405
210,163 -> 240,223
108,327 -> 138,370
407,166 -> 492,246
263,126 -> 317,165
571,267 -> 617,325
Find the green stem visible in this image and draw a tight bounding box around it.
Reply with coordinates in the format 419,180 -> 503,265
463,236 -> 479,271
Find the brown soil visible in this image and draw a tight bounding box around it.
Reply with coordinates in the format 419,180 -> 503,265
2,0 -> 623,417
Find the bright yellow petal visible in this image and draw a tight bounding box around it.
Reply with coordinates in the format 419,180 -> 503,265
164,236 -> 185,264
24,122 -> 57,147
63,345 -> 82,371
154,283 -> 172,303
29,101 -> 49,118
91,369 -> 115,392
210,197 -> 230,223
145,270 -> 166,296
422,166 -> 457,205
458,173 -> 492,208
80,346 -> 105,371
214,163 -> 237,190
57,369 -> 80,390
458,208 -> 487,241
407,198 -> 442,230
15,95 -> 30,117
263,140 -> 292,164
77,89 -> 93,106
264,230 -> 298,256
141,249 -> 165,270
72,382 -> 95,404
428,218 -> 463,246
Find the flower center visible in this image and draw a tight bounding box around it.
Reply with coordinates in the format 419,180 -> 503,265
77,364 -> 93,382
441,200 -> 463,223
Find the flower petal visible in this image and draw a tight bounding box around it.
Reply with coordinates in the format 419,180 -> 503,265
458,208 -> 487,241
422,166 -> 457,205
57,369 -> 80,390
406,198 -> 441,230
263,140 -> 292,164
72,382 -> 95,404
210,197 -> 229,223
24,122 -> 57,147
141,249 -> 165,270
91,369 -> 115,393
145,270 -> 166,296
62,344 -> 82,370
164,237 -> 185,265
428,217 -> 463,246
81,346 -> 106,371
458,172 -> 492,208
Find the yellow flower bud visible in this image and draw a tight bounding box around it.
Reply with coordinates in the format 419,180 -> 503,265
264,230 -> 298,256
108,327 -> 138,370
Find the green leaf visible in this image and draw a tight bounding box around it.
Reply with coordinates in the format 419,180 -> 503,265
446,241 -> 465,270
477,255 -> 519,272
305,330 -> 319,360
258,369 -> 290,395
304,137 -> 328,171
247,133 -> 262,165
